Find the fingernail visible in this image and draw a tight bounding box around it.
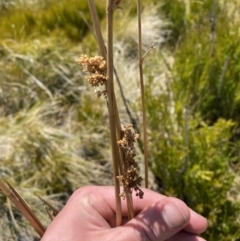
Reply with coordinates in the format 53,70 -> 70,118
162,202 -> 187,228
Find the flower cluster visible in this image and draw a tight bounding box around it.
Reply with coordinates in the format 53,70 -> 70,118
76,55 -> 107,97
117,124 -> 144,199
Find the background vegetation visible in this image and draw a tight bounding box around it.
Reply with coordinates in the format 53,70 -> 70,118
0,0 -> 240,240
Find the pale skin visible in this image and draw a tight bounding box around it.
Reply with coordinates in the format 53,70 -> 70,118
42,186 -> 208,241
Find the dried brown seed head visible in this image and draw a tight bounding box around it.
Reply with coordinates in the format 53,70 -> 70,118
76,55 -> 107,98
117,124 -> 143,199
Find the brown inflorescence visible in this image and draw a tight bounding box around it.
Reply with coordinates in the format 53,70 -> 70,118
76,55 -> 107,98
117,124 -> 144,199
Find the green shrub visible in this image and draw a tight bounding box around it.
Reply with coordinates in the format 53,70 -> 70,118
146,1 -> 240,240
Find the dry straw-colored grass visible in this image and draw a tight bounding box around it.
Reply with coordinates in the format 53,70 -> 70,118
0,99 -> 114,236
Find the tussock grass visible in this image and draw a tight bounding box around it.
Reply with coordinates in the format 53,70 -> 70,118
0,37 -> 86,115
113,4 -> 169,51
0,0 -> 105,42
0,99 -> 113,238
0,31 -> 114,239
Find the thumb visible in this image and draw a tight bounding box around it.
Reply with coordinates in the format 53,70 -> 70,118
117,198 -> 190,241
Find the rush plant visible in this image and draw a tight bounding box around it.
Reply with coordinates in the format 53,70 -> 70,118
77,0 -> 149,225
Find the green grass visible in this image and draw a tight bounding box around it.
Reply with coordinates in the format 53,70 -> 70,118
0,0 -> 105,42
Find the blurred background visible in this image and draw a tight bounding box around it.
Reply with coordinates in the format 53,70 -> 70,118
0,0 -> 240,240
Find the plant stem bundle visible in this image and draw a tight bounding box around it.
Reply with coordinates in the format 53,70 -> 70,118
78,0 -> 147,226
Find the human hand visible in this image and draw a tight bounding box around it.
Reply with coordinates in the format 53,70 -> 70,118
41,186 -> 207,241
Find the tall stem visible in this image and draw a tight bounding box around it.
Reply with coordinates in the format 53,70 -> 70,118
137,0 -> 149,188
88,0 -> 106,59
106,0 -> 122,226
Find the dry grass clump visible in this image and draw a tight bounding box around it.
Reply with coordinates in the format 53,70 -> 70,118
108,5 -> 171,124
113,4 -> 169,51
0,37 -> 86,115
0,99 -> 113,239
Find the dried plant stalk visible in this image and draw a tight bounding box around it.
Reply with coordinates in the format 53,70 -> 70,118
106,0 -> 122,226
137,0 -> 149,188
88,0 -> 106,59
78,0 -> 123,224
0,180 -> 45,237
